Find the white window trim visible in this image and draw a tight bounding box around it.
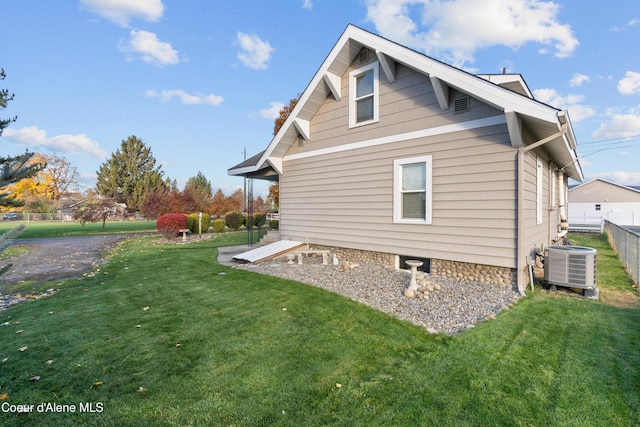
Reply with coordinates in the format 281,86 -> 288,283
393,155 -> 433,224
349,62 -> 379,128
536,156 -> 543,225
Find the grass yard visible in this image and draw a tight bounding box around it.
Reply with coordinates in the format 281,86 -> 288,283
0,233 -> 638,426
0,220 -> 158,239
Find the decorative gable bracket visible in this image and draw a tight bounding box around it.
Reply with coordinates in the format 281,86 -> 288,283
376,51 -> 396,83
505,110 -> 523,148
293,118 -> 310,141
323,72 -> 341,101
429,76 -> 449,111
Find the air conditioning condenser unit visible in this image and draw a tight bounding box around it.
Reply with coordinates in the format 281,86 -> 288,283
544,246 -> 597,290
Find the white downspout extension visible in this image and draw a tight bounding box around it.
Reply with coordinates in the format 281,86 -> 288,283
557,170 -> 568,237
517,121 -> 568,296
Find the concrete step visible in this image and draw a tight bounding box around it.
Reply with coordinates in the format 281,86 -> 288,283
256,229 -> 280,247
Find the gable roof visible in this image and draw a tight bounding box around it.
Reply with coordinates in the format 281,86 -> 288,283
569,178 -> 640,202
229,24 -> 583,181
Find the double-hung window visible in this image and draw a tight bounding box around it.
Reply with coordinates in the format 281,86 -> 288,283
349,62 -> 379,127
394,155 -> 432,224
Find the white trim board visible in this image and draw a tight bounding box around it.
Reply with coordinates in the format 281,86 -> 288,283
232,240 -> 305,263
283,115 -> 507,162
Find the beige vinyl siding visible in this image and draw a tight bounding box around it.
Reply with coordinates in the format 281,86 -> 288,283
280,123 -> 518,268
287,62 -> 503,157
521,148 -> 556,260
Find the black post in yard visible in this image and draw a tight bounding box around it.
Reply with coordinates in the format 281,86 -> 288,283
247,178 -> 254,246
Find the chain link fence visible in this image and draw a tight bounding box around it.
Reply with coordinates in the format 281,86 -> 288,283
604,220 -> 640,286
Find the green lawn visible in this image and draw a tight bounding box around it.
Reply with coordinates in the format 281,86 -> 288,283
0,233 -> 638,426
0,220 -> 158,239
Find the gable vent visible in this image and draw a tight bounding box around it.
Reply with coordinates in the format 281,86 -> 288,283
358,48 -> 370,64
453,96 -> 470,114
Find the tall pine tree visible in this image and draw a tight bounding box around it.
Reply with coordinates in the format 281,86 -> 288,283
96,135 -> 165,211
0,68 -> 44,207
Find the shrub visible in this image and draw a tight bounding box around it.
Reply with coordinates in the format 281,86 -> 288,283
212,219 -> 225,233
269,220 -> 279,230
253,212 -> 267,228
187,213 -> 211,234
225,211 -> 244,230
156,214 -> 188,239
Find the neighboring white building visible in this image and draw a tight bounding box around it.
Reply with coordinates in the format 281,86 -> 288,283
569,179 -> 640,227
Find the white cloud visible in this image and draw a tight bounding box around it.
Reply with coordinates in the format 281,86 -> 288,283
146,89 -> 223,105
593,106 -> 640,139
592,171 -> 640,187
236,33 -> 274,70
80,0 -> 164,27
365,0 -> 578,67
3,126 -> 107,159
532,88 -> 595,122
618,71 -> 640,95
259,102 -> 285,120
302,0 -> 313,10
569,73 -> 590,87
610,17 -> 640,32
121,30 -> 179,66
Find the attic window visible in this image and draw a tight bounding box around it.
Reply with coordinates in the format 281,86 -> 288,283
349,62 -> 379,128
453,96 -> 470,114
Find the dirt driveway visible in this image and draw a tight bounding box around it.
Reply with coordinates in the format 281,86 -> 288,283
0,235 -> 128,286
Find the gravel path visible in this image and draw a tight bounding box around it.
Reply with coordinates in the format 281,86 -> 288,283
0,235 -> 128,311
238,258 -> 521,334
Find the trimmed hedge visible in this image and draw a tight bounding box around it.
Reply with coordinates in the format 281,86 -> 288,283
187,213 -> 211,234
269,220 -> 279,230
212,219 -> 225,233
156,214 -> 188,236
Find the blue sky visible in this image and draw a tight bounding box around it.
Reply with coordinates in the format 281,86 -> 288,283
2,0 -> 640,198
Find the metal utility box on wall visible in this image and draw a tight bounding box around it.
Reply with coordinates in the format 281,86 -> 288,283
544,246 -> 597,289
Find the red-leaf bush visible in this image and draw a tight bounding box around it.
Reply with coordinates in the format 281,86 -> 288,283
156,213 -> 188,239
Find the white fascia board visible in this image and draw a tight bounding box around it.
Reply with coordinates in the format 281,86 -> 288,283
258,28 -> 355,167
348,25 -> 559,124
323,72 -> 341,101
376,50 -> 396,83
228,165 -> 258,176
429,76 -> 449,110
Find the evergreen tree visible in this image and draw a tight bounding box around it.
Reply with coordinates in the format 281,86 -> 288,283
0,68 -> 44,207
96,135 -> 165,211
185,171 -> 213,199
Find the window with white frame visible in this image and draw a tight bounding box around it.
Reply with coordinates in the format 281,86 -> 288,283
393,155 -> 432,224
349,62 -> 379,127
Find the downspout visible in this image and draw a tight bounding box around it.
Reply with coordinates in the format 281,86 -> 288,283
557,170 -> 568,238
516,119 -> 568,296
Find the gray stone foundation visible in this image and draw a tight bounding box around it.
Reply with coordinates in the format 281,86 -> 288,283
431,259 -> 516,288
311,245 -> 395,267
309,244 -> 516,289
